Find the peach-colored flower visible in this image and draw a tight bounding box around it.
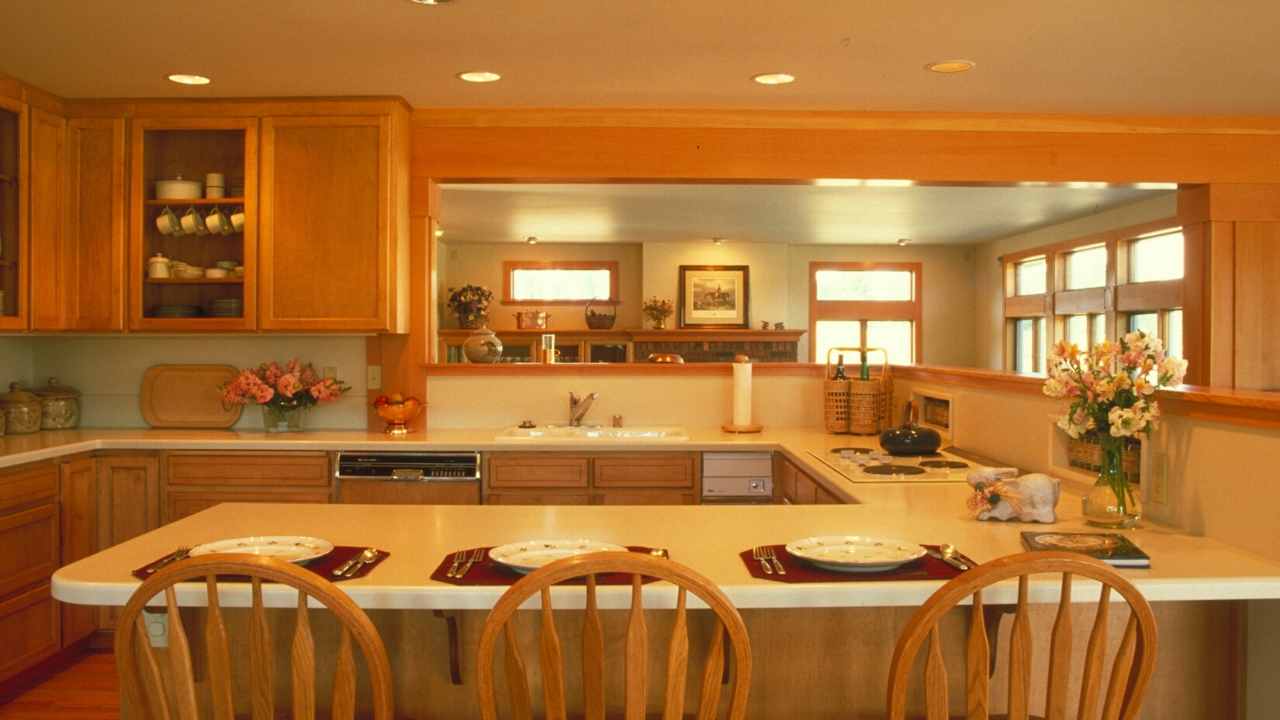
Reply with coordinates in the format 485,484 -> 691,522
276,373 -> 303,398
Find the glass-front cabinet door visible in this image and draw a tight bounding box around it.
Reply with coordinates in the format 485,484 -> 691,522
0,98 -> 27,330
129,118 -> 258,330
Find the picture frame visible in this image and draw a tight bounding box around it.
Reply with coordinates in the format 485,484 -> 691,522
677,265 -> 750,328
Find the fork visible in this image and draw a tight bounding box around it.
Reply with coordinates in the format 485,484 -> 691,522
457,548 -> 486,579
445,550 -> 467,578
146,547 -> 191,575
752,546 -> 774,575
761,546 -> 787,576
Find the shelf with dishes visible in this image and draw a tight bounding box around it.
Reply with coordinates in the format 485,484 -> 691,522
145,197 -> 246,206
145,277 -> 244,285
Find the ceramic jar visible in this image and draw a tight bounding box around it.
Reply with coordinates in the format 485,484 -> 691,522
462,327 -> 503,363
35,377 -> 81,430
0,383 -> 43,435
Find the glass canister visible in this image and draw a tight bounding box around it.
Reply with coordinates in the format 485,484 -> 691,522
35,377 -> 81,430
0,383 -> 43,434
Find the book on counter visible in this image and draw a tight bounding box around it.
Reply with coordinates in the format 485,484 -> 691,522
1020,531 -> 1151,568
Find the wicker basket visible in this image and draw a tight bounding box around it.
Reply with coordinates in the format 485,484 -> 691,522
1068,436 -> 1142,482
824,347 -> 891,435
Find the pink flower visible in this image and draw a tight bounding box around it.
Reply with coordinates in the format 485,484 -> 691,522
253,385 -> 275,404
276,373 -> 303,398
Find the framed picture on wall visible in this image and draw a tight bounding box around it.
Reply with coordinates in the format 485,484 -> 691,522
677,265 -> 750,328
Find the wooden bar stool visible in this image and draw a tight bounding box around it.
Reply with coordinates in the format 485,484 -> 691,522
114,553 -> 394,720
886,551 -> 1157,720
476,551 -> 752,720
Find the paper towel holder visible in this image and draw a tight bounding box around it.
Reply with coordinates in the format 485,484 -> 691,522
722,354 -> 764,434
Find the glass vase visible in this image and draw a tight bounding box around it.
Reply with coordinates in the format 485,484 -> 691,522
262,405 -> 305,433
1082,434 -> 1141,528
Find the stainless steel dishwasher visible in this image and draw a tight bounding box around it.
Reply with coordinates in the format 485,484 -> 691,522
700,452 -> 775,504
335,451 -> 481,504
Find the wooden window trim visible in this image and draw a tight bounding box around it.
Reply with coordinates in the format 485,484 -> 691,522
501,260 -> 620,306
808,261 -> 923,363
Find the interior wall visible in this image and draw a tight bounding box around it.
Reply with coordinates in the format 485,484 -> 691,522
640,241 -> 790,329
440,242 -> 643,331
26,336 -> 369,429
786,244 -> 977,365
0,337 -> 34,388
972,193 -> 1180,370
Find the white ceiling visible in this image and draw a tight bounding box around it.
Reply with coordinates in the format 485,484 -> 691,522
438,183 -> 1169,245
2,2 -> 1280,114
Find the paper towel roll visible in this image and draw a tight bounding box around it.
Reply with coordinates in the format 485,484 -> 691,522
732,361 -> 752,426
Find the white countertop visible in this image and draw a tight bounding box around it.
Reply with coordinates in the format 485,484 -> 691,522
53,500 -> 1280,611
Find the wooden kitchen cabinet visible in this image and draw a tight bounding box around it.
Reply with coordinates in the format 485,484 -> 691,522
27,106 -> 66,330
593,453 -> 696,488
96,454 -> 159,630
776,455 -> 840,505
485,452 -> 700,504
489,454 -> 591,489
259,109 -> 409,331
0,97 -> 29,330
165,489 -> 331,523
486,492 -> 592,506
595,490 -> 696,505
58,457 -> 97,646
338,479 -> 479,505
162,452 -> 332,522
0,462 -> 60,682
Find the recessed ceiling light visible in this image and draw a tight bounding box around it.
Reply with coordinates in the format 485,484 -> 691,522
167,74 -> 211,86
458,71 -> 501,83
925,60 -> 976,74
897,238 -> 912,246
752,73 -> 795,86
408,0 -> 452,4
526,236 -> 538,245
434,228 -> 444,238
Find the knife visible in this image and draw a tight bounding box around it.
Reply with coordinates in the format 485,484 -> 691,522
928,547 -> 968,572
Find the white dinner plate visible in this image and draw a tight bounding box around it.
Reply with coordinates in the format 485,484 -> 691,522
784,535 -> 926,573
189,535 -> 335,564
489,539 -> 627,574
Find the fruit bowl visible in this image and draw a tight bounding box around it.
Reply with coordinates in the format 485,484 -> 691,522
373,394 -> 423,436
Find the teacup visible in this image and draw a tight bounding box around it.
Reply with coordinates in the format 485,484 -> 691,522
229,207 -> 246,233
154,206 -> 181,235
180,207 -> 208,236
205,207 -> 233,235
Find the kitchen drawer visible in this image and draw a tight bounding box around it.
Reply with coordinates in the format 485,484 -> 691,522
703,452 -> 773,478
488,455 -> 590,488
165,489 -> 332,523
0,504 -> 59,600
485,492 -> 592,506
595,490 -> 696,505
593,453 -> 696,488
0,584 -> 59,682
166,452 -> 331,487
0,463 -> 59,514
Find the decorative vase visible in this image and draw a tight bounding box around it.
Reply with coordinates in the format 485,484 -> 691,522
457,312 -> 487,330
650,317 -> 668,330
1081,434 -> 1141,527
262,405 -> 305,433
463,327 -> 504,363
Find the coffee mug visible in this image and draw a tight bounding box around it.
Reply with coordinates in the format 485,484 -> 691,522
154,206 -> 181,235
229,207 -> 246,233
179,207 -> 207,235
205,207 -> 232,235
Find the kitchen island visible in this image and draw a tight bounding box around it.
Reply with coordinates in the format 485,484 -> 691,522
54,500 -> 1280,718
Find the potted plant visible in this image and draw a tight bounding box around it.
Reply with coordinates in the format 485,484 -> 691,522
447,284 -> 494,329
1043,332 -> 1187,527
641,296 -> 674,330
222,359 -> 350,432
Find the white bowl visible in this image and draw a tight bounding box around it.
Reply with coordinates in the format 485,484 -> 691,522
155,178 -> 203,200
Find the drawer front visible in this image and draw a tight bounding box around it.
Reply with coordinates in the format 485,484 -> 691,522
594,454 -> 697,489
595,490 -> 696,506
488,455 -> 590,488
702,452 -> 773,478
0,504 -> 59,600
0,463 -> 59,514
166,490 -> 332,523
0,584 -> 59,682
485,492 -> 592,506
166,452 -> 331,487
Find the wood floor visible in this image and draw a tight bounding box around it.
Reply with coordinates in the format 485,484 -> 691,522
0,652 -> 120,720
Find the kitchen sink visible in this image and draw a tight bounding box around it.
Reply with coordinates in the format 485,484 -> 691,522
495,425 -> 689,442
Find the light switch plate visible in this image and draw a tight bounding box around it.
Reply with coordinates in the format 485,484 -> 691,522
367,365 -> 382,390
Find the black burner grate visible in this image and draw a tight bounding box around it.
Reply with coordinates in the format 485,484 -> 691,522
919,460 -> 969,469
863,464 -> 927,476
829,447 -> 873,454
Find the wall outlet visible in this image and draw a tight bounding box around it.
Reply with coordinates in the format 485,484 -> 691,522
367,365 -> 383,390
143,609 -> 168,648
322,366 -> 338,380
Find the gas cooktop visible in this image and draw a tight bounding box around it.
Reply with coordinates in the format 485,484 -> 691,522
809,448 -> 976,483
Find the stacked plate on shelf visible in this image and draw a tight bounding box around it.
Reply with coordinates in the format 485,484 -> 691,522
207,298 -> 243,317
153,304 -> 203,318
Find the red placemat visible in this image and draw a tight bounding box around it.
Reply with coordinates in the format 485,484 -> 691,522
738,544 -> 975,583
430,546 -> 667,586
132,546 -> 389,582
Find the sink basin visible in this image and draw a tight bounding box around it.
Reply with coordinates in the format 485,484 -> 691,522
495,425 -> 689,442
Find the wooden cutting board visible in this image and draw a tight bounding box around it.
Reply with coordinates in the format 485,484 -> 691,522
139,364 -> 243,429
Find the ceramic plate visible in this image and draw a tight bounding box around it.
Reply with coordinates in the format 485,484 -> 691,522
489,539 -> 627,574
189,535 -> 335,564
784,535 -> 927,573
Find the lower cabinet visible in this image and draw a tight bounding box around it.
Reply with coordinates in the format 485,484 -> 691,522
777,455 -> 842,505
0,462 -> 61,683
162,452 -> 333,523
58,458 -> 97,647
485,453 -> 699,505
96,454 -> 160,631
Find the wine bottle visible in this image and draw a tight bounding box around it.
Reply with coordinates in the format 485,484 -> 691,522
859,351 -> 870,380
832,354 -> 848,380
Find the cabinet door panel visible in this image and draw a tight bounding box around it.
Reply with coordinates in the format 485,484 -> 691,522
97,455 -> 159,630
59,458 -> 97,645
260,116 -> 390,330
165,490 -> 331,523
0,504 -> 59,600
792,468 -> 818,505
593,453 -> 696,488
0,97 -> 29,330
61,118 -> 126,331
0,584 -> 59,682
489,455 -> 590,488
0,462 -> 58,514
29,107 -> 66,330
165,452 -> 330,487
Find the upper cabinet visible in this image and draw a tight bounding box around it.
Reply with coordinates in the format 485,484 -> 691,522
259,110 -> 409,332
128,117 -> 259,331
0,97 -> 28,330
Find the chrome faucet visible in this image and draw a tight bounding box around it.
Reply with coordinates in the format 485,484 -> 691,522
568,392 -> 599,426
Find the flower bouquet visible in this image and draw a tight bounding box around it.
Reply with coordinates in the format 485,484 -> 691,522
447,284 -> 494,329
1043,331 -> 1187,526
222,359 -> 350,432
642,296 -> 674,329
